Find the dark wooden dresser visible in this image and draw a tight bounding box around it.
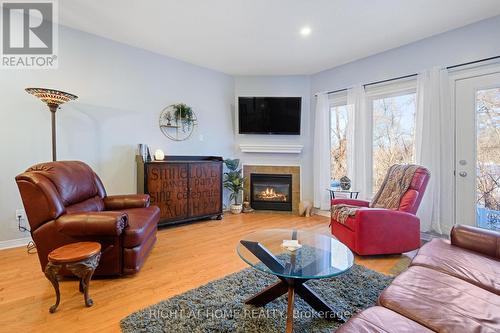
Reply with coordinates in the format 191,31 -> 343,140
137,155 -> 223,226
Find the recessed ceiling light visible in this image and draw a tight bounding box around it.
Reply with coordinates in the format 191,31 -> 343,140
300,26 -> 312,37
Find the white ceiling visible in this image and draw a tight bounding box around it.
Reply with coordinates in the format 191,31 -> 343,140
59,0 -> 500,75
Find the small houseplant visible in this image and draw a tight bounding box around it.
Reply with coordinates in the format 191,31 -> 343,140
170,103 -> 194,132
223,158 -> 245,214
171,103 -> 193,120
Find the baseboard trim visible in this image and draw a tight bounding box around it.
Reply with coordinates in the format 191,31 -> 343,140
420,231 -> 447,241
314,209 -> 330,218
0,237 -> 32,250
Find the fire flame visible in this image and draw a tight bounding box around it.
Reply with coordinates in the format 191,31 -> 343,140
256,187 -> 287,202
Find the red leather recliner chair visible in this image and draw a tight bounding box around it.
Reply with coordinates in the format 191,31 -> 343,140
331,166 -> 430,255
15,161 -> 159,275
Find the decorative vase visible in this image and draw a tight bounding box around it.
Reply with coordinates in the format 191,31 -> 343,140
230,204 -> 243,214
340,176 -> 351,190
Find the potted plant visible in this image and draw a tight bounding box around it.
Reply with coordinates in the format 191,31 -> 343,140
171,103 -> 192,119
170,103 -> 194,132
223,158 -> 245,214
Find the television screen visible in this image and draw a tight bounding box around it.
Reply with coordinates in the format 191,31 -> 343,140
238,97 -> 301,134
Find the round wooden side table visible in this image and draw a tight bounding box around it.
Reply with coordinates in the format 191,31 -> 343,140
44,242 -> 101,313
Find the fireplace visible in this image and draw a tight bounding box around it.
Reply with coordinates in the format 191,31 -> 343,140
250,173 -> 292,211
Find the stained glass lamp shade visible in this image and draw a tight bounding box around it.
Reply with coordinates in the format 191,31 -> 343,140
25,88 -> 78,161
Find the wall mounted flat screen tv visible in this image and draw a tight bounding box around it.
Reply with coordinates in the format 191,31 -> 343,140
238,97 -> 301,135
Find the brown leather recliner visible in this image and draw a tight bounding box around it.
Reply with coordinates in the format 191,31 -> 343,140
15,161 -> 159,276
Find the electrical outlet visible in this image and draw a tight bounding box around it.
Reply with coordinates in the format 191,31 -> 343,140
16,208 -> 29,233
16,209 -> 26,221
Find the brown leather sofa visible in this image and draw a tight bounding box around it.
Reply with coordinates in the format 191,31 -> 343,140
337,225 -> 500,332
16,161 -> 159,276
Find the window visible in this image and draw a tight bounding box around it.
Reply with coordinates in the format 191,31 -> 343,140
327,81 -> 416,196
329,91 -> 349,184
476,87 -> 500,230
330,104 -> 348,181
371,90 -> 416,194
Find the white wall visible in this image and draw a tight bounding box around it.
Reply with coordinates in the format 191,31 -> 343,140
0,25 -> 235,242
234,76 -> 313,201
311,15 -> 500,93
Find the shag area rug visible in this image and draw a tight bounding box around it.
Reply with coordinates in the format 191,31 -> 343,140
121,264 -> 392,333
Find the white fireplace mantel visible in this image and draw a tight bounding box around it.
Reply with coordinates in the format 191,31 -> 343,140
239,144 -> 304,154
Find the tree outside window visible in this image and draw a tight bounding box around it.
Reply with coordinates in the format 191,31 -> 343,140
372,93 -> 416,194
476,88 -> 500,230
330,105 -> 349,182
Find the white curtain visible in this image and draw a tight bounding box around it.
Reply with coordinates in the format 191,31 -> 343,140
346,88 -> 356,182
313,93 -> 331,210
347,85 -> 371,200
415,67 -> 454,234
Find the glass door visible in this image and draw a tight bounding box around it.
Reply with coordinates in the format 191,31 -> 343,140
455,70 -> 500,230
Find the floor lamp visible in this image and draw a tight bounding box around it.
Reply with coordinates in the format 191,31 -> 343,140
25,88 -> 78,161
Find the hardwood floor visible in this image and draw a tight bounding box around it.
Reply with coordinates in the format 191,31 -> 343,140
0,213 -> 411,333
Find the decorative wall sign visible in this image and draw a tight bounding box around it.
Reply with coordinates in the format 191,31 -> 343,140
159,103 -> 197,141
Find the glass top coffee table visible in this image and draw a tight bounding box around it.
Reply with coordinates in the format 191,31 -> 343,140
237,229 -> 354,333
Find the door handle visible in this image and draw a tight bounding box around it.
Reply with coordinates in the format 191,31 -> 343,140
459,171 -> 467,177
